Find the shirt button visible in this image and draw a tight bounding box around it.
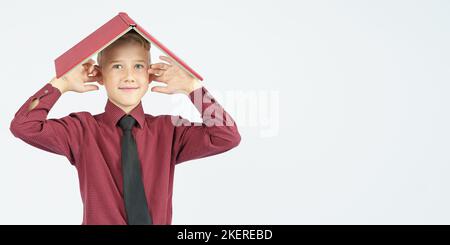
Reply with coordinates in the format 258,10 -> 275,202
44,90 -> 48,94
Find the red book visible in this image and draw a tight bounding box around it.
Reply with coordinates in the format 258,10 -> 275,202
54,12 -> 203,81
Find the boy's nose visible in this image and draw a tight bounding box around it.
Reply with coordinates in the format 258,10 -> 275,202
124,70 -> 136,82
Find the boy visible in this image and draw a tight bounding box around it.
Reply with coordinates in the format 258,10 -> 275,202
10,30 -> 241,225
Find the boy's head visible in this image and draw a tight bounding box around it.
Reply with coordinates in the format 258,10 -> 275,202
95,30 -> 151,113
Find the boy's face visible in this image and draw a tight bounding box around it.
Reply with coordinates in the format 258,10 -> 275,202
97,43 -> 150,112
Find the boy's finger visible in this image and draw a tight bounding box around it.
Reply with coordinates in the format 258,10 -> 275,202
150,63 -> 170,70
88,64 -> 95,74
149,75 -> 167,84
149,74 -> 159,82
148,68 -> 164,76
81,59 -> 95,69
82,63 -> 89,70
86,59 -> 96,65
159,56 -> 174,65
151,86 -> 171,94
85,75 -> 101,83
83,84 -> 99,92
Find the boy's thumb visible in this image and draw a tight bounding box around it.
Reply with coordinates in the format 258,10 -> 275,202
151,86 -> 170,94
83,84 -> 99,92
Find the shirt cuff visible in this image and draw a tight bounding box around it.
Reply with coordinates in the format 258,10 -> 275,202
34,83 -> 62,106
26,82 -> 62,112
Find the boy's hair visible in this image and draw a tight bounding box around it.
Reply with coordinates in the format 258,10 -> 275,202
97,29 -> 151,67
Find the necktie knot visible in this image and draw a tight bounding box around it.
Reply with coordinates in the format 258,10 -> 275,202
119,115 -> 136,131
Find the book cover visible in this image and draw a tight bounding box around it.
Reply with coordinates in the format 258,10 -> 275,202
54,12 -> 203,81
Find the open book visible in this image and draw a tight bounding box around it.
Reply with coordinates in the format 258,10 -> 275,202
54,12 -> 203,81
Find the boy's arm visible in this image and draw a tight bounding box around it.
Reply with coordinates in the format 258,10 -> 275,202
10,82 -> 82,165
148,55 -> 241,164
171,86 -> 241,164
10,59 -> 100,165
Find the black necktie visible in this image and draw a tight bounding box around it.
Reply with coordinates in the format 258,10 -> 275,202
119,115 -> 152,225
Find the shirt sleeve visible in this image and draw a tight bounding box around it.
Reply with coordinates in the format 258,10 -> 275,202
9,83 -> 83,165
171,86 -> 241,164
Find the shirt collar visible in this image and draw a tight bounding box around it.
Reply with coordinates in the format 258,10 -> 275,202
103,99 -> 145,129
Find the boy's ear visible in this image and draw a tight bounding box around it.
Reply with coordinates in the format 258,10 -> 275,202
94,65 -> 104,85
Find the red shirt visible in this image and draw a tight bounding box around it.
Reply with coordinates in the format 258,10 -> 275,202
10,83 -> 240,225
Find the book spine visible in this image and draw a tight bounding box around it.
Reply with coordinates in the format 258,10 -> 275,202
118,12 -> 136,27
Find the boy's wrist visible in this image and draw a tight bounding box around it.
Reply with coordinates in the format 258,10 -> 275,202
185,78 -> 202,95
50,77 -> 68,94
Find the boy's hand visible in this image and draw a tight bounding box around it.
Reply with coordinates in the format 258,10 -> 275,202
50,58 -> 101,94
148,56 -> 202,95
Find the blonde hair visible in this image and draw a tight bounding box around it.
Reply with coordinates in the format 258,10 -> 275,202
97,29 -> 151,67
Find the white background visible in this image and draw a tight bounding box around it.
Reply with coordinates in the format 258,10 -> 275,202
1,0 -> 450,224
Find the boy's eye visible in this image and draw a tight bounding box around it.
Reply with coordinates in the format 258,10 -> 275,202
111,64 -> 144,69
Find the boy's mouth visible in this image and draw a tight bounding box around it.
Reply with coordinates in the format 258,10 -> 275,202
118,86 -> 140,92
